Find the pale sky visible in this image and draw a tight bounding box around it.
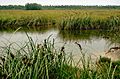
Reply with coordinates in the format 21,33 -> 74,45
0,0 -> 120,6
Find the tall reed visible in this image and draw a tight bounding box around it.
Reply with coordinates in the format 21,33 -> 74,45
58,16 -> 120,30
0,10 -> 120,31
0,34 -> 119,79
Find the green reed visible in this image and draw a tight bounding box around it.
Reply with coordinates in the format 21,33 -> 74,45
0,10 -> 120,31
59,16 -> 120,30
0,34 -> 119,79
0,34 -> 79,79
0,16 -> 54,31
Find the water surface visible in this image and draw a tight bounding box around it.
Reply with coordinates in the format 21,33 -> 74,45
0,29 -> 120,61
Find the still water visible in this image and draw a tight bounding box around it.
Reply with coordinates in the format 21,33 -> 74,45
0,28 -> 119,61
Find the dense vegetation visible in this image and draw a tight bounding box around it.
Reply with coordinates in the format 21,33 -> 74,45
25,3 -> 42,10
0,10 -> 120,31
0,3 -> 42,10
0,5 -> 120,78
42,5 -> 120,10
0,5 -> 25,10
0,35 -> 120,79
59,16 -> 120,30
0,3 -> 120,10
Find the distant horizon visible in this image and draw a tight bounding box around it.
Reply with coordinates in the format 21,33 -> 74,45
0,0 -> 120,6
0,4 -> 120,6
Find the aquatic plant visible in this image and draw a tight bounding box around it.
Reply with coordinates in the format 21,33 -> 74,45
0,34 -> 119,79
0,10 -> 120,31
59,16 -> 120,30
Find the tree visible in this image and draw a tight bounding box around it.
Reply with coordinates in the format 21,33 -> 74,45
25,3 -> 42,10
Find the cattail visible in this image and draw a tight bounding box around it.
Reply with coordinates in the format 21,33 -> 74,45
58,43 -> 66,59
60,46 -> 65,52
44,39 -> 47,48
22,56 -> 32,66
9,52 -> 15,59
0,57 -> 5,63
60,42 -> 66,52
75,42 -> 82,50
37,44 -> 41,49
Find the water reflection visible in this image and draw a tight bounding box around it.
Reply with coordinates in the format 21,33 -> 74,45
59,30 -> 101,41
58,30 -> 120,60
59,30 -> 120,45
0,29 -> 120,60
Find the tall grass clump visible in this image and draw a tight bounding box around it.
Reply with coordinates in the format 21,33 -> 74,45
0,34 -> 120,79
0,10 -> 120,31
0,34 -> 80,79
0,16 -> 56,31
59,16 -> 120,30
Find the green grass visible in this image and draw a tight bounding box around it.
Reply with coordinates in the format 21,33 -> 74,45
59,16 -> 120,30
0,10 -> 120,31
0,34 -> 120,79
0,10 -> 120,78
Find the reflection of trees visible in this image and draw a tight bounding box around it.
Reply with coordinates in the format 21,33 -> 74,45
58,30 -> 120,45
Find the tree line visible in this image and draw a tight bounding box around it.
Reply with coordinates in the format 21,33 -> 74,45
42,5 -> 120,10
0,3 -> 120,10
0,3 -> 42,10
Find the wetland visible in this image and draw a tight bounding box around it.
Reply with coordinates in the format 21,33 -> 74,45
0,10 -> 120,79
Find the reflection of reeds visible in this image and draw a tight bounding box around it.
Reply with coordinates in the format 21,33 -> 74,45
59,30 -> 120,45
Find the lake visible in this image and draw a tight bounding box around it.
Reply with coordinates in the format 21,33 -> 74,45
0,28 -> 120,61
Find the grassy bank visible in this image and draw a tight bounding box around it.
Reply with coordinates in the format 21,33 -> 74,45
0,35 -> 120,79
59,16 -> 120,30
0,10 -> 120,30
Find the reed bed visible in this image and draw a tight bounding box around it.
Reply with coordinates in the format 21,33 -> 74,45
0,10 -> 120,30
59,16 -> 120,30
0,34 -> 120,79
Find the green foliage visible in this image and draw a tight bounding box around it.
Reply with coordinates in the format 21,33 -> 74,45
0,34 -> 120,79
42,5 -> 120,10
0,4 -> 120,10
0,35 -> 78,79
98,57 -> 120,78
0,10 -> 120,31
0,5 -> 25,10
59,16 -> 120,30
25,3 -> 42,10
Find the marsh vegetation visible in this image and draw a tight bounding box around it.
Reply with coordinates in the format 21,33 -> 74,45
0,9 -> 120,79
0,35 -> 120,79
0,10 -> 120,31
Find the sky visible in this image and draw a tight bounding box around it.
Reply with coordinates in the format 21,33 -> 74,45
0,0 -> 120,6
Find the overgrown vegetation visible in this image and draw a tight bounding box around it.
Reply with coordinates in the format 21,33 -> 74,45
0,4 -> 120,10
0,10 -> 120,31
59,16 -> 120,30
0,35 -> 120,79
25,3 -> 42,10
0,3 -> 120,79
